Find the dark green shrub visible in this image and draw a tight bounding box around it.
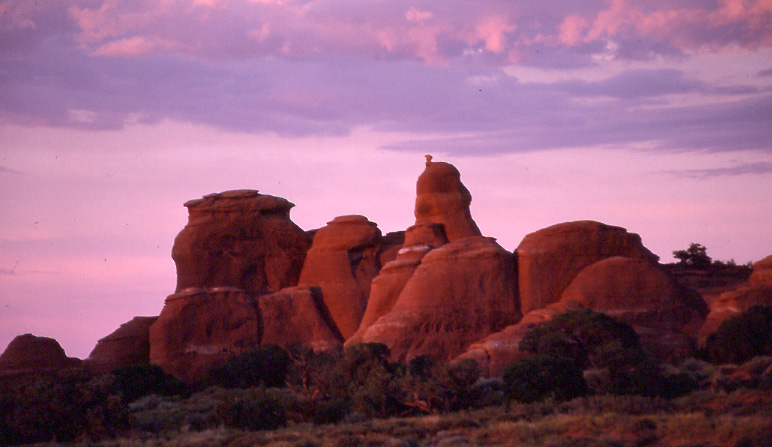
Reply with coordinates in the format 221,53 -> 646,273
205,344 -> 291,388
313,398 -> 351,425
110,363 -> 187,402
520,309 -> 643,369
0,371 -> 131,445
607,358 -> 698,398
217,389 -> 287,431
502,355 -> 587,404
705,306 -> 772,365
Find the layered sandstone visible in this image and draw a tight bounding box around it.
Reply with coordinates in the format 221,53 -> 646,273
298,215 -> 382,339
347,222 -> 448,345
359,236 -> 520,362
172,190 -> 310,294
516,220 -> 659,314
86,316 -> 158,374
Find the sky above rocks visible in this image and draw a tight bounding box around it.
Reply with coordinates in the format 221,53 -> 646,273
1,0 -> 772,358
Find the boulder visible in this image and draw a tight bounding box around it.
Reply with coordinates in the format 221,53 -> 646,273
750,255 -> 772,287
347,222 -> 448,345
172,190 -> 310,295
414,160 -> 481,241
257,286 -> 343,352
359,236 -> 520,362
697,284 -> 772,344
0,334 -> 81,375
298,215 -> 382,339
149,287 -> 261,383
559,256 -> 708,335
86,316 -> 158,374
516,221 -> 659,314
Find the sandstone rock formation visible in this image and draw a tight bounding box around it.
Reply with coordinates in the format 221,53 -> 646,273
697,284 -> 772,344
298,215 -> 382,339
457,302 -> 581,377
347,222 -> 448,345
358,236 -> 520,362
414,160 -> 481,241
149,288 -> 261,383
257,286 -> 343,352
86,316 -> 158,374
0,334 -> 81,376
172,190 -> 310,294
750,255 -> 772,287
516,220 -> 659,314
559,257 -> 708,335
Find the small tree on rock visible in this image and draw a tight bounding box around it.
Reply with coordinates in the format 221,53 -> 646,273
673,243 -> 712,268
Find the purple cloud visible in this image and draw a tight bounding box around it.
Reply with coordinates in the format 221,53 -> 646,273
667,161 -> 772,179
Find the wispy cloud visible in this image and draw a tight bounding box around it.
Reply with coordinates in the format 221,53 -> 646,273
667,161 -> 772,179
0,165 -> 22,174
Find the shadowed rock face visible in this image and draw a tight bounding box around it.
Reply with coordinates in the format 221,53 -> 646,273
86,316 -> 158,374
560,257 -> 708,335
298,215 -> 383,339
172,190 -> 310,295
258,286 -> 343,352
516,220 -> 659,314
415,161 -> 481,241
359,236 -> 520,362
149,288 -> 261,383
0,334 -> 81,375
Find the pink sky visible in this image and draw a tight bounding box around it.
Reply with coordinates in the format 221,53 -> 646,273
1,0 -> 772,358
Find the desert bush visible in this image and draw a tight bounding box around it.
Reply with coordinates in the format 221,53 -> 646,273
109,363 -> 187,402
705,306 -> 772,365
0,371 -> 131,445
205,344 -> 291,389
606,358 -> 697,398
217,388 -> 287,431
502,355 -> 587,404
314,398 -> 351,425
520,309 -> 643,369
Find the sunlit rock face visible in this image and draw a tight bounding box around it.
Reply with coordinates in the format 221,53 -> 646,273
0,334 -> 81,376
346,222 -> 448,346
559,256 -> 708,335
515,220 -> 660,314
359,236 -> 520,362
86,316 -> 157,374
414,160 -> 482,241
298,215 -> 383,339
172,190 -> 311,295
350,159 -> 520,362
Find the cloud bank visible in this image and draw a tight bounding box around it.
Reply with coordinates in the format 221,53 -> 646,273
2,0 -> 771,154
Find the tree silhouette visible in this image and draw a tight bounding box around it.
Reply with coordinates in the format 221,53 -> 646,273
673,243 -> 712,268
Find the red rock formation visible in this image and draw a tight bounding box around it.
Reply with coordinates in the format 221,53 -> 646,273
347,222 -> 448,346
86,316 -> 158,374
258,286 -> 343,352
456,302 -> 582,377
149,287 -> 261,383
750,254 -> 772,287
697,284 -> 772,344
172,190 -> 310,294
559,257 -> 708,335
359,236 -> 520,362
298,215 -> 382,339
0,334 -> 81,376
516,220 -> 659,314
415,161 -> 481,241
